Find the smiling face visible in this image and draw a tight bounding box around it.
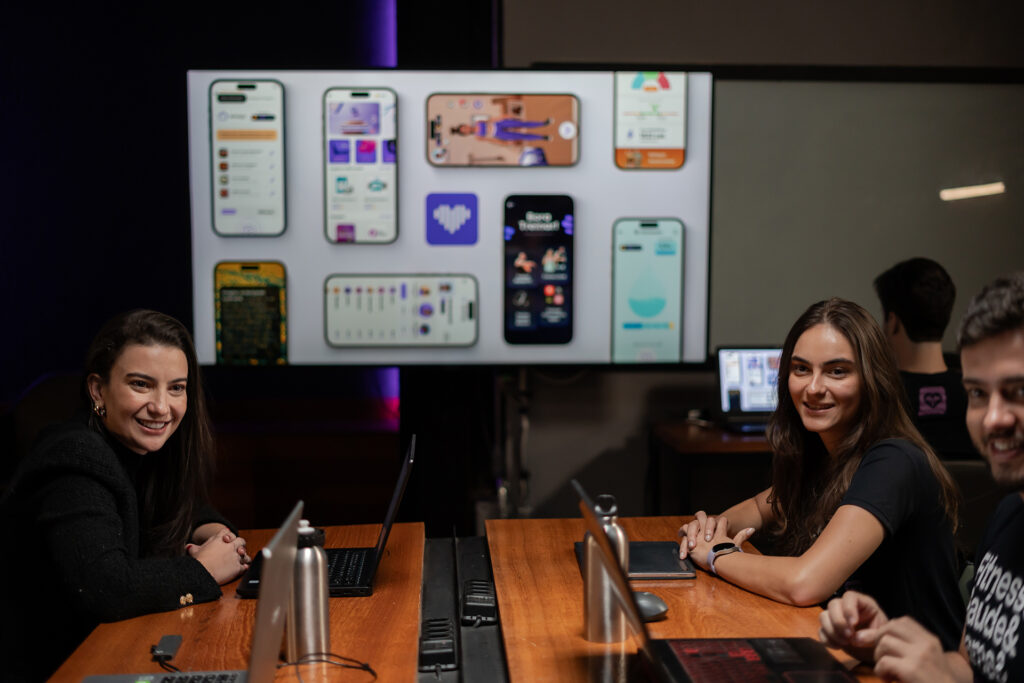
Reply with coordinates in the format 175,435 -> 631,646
87,344 -> 188,454
788,323 -> 862,454
961,328 -> 1024,491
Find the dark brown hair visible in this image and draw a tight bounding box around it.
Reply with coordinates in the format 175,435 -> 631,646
766,298 -> 959,555
873,257 -> 956,342
84,309 -> 214,557
958,272 -> 1024,349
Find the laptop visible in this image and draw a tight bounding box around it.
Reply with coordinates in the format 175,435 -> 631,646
715,347 -> 782,434
571,480 -> 856,682
83,500 -> 304,683
238,435 -> 416,598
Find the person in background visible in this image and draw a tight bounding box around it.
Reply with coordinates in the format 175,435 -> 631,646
874,257 -> 976,459
679,298 -> 964,651
0,310 -> 250,682
819,272 -> 1024,683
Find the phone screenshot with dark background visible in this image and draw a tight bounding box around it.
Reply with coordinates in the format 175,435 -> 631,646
215,262 -> 287,364
503,195 -> 574,344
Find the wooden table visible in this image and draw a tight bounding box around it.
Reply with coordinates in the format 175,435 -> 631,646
648,421 -> 771,514
51,522 -> 424,682
486,515 -> 877,682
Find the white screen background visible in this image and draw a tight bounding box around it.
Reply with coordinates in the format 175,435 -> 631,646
188,70 -> 712,365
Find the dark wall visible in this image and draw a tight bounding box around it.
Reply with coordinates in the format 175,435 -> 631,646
1,4 -> 501,532
503,0 -> 1024,68
2,2 -> 496,407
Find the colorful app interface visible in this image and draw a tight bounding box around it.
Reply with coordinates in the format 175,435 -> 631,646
325,275 -> 477,347
214,262 -> 287,365
504,195 -> 574,345
614,71 -> 687,169
612,220 -> 684,362
210,80 -> 285,235
427,94 -> 579,167
719,349 -> 781,413
323,88 -> 397,243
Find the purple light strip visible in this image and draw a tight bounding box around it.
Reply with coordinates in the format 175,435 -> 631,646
374,0 -> 398,67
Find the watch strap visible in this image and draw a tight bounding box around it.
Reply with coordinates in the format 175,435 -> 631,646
707,544 -> 743,575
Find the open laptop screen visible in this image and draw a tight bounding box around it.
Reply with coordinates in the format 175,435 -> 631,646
716,347 -> 781,416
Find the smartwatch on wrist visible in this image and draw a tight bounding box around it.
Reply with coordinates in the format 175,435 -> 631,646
707,542 -> 742,575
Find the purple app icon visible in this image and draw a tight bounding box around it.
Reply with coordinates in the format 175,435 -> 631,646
382,139 -> 396,163
356,140 -> 377,163
335,224 -> 356,242
329,139 -> 350,163
426,193 -> 478,245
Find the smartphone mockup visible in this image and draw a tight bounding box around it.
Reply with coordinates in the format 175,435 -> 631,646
613,71 -> 687,170
503,195 -> 574,345
611,218 -> 684,363
426,93 -> 579,167
323,87 -> 397,243
214,261 -> 287,365
209,79 -> 286,236
324,274 -> 478,347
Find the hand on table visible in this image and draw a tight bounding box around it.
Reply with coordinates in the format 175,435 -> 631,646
872,617 -> 961,683
679,514 -> 754,571
187,528 -> 251,584
819,591 -> 889,662
678,510 -> 722,560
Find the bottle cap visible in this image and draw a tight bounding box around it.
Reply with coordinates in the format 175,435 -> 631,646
296,519 -> 325,547
595,494 -> 618,517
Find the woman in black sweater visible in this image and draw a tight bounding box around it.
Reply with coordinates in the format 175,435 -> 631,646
1,310 -> 250,681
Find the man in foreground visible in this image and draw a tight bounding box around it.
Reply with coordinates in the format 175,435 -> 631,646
819,272 -> 1024,683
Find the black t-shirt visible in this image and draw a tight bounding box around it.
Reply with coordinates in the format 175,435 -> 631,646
839,438 -> 965,650
900,370 -> 978,460
964,494 -> 1024,683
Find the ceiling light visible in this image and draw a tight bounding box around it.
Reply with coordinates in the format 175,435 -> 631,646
939,181 -> 1006,201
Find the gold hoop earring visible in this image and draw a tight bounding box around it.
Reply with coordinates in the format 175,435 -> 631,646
93,403 -> 107,418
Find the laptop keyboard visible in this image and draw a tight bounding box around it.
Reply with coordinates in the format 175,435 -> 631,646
328,548 -> 370,585
672,640 -> 773,682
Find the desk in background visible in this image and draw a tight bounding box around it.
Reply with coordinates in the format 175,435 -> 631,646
487,515 -> 876,682
50,522 -> 425,682
648,421 -> 771,514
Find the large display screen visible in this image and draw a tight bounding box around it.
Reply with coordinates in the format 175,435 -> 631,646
187,70 -> 712,365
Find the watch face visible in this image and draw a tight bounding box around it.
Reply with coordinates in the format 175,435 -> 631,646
712,542 -> 738,553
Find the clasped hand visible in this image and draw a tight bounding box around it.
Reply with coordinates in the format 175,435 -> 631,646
677,511 -> 754,571
186,527 -> 251,585
819,591 -> 963,682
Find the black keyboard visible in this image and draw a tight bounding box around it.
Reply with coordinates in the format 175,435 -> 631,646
328,548 -> 370,585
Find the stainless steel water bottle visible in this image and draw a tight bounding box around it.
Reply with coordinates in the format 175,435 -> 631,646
583,494 -> 630,642
286,519 -> 330,661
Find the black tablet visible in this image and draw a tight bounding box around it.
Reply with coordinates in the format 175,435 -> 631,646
574,541 -> 696,579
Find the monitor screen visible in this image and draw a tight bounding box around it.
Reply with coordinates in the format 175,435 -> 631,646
717,347 -> 781,414
187,69 -> 713,366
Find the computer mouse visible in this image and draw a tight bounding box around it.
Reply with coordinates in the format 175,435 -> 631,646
633,590 -> 669,622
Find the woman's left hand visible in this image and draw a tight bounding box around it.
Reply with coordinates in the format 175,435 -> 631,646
187,529 -> 250,566
687,515 -> 754,572
187,530 -> 251,584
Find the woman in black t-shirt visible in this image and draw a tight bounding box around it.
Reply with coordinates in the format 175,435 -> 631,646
678,298 -> 963,648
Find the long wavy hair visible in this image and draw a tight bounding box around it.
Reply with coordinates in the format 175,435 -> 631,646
765,298 -> 959,555
84,310 -> 214,557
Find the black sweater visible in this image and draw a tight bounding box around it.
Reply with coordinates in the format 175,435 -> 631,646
0,415 -> 233,682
